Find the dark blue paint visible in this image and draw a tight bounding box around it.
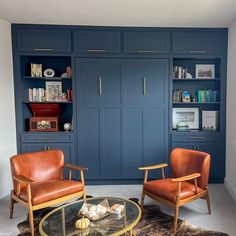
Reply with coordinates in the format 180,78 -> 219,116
11,24 -> 228,183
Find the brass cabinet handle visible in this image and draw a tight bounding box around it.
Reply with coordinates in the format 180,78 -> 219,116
138,50 -> 157,53
37,137 -> 57,140
99,76 -> 103,95
143,77 -> 147,95
34,48 -> 54,51
188,50 -> 207,53
43,146 -> 51,151
87,49 -> 107,52
188,136 -> 205,139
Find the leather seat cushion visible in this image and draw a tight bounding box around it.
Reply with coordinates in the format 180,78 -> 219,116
144,178 -> 203,203
19,179 -> 84,205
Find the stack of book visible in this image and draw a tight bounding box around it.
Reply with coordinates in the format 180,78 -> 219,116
28,88 -> 45,102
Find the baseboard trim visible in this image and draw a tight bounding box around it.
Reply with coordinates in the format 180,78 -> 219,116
225,178 -> 236,202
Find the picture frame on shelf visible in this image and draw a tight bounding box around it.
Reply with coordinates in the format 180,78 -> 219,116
45,81 -> 62,102
195,64 -> 215,79
31,63 -> 42,77
202,110 -> 218,131
173,107 -> 199,129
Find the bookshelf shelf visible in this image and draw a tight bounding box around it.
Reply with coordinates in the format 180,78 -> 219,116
172,78 -> 221,81
23,76 -> 72,80
173,102 -> 220,105
23,101 -> 72,104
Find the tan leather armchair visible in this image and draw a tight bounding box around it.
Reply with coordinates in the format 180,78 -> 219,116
9,149 -> 87,236
139,148 -> 211,234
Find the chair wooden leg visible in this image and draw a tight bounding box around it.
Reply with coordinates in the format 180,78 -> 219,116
29,203 -> 34,236
83,191 -> 87,200
29,207 -> 34,236
173,205 -> 179,235
140,190 -> 145,211
206,190 -> 211,214
9,191 -> 15,219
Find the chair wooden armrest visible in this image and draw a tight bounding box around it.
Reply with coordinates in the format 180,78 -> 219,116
64,164 -> 88,171
138,163 -> 168,171
171,173 -> 201,182
64,164 -> 88,185
13,175 -> 33,185
171,173 -> 201,199
13,175 -> 33,196
139,163 -> 168,182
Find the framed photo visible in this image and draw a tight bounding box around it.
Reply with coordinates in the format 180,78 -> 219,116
45,81 -> 62,102
195,64 -> 215,79
31,63 -> 42,77
173,108 -> 199,129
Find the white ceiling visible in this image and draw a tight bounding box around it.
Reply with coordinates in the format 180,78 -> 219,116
0,0 -> 236,27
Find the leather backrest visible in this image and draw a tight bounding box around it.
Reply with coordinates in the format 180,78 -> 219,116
10,149 -> 64,191
170,148 -> 210,189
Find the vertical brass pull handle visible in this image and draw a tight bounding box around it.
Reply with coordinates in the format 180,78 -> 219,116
99,76 -> 102,95
143,77 -> 147,95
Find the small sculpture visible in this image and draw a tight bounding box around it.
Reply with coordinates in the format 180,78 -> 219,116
63,123 -> 71,132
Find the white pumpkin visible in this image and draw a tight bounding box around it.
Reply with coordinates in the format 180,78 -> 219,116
75,217 -> 90,229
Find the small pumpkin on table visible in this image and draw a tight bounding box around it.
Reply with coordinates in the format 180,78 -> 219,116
75,217 -> 90,229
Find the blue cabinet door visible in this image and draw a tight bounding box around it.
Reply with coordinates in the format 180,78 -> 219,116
74,31 -> 120,53
172,31 -> 224,54
123,108 -> 143,179
76,59 -> 121,105
124,32 -> 170,54
123,108 -> 166,179
17,29 -> 71,52
123,59 -> 168,106
78,108 -> 100,179
101,108 -> 122,179
123,59 -> 168,179
143,108 -> 166,179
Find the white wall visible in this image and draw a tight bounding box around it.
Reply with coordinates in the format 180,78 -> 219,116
0,18 -> 16,198
226,18 -> 236,201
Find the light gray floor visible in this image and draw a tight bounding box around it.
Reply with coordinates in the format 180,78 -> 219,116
0,184 -> 236,236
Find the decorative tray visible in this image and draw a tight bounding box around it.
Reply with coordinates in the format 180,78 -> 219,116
78,199 -> 111,221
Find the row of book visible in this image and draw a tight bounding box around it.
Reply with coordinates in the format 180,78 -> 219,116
173,89 -> 218,103
28,88 -> 72,102
197,89 -> 218,103
173,66 -> 189,78
28,88 -> 45,102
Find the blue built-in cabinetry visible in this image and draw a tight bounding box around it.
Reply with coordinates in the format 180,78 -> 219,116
17,29 -> 71,52
11,25 -> 228,183
172,31 -> 224,54
74,31 -> 120,53
124,32 -> 170,54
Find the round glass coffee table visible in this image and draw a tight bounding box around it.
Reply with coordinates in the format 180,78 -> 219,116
39,197 -> 141,236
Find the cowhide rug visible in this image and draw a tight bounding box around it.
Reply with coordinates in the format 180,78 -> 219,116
17,198 -> 228,236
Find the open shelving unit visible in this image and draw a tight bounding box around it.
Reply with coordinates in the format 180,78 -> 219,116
20,55 -> 73,132
172,57 -> 222,132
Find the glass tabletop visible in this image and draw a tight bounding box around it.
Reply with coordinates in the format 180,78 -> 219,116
39,197 -> 141,236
